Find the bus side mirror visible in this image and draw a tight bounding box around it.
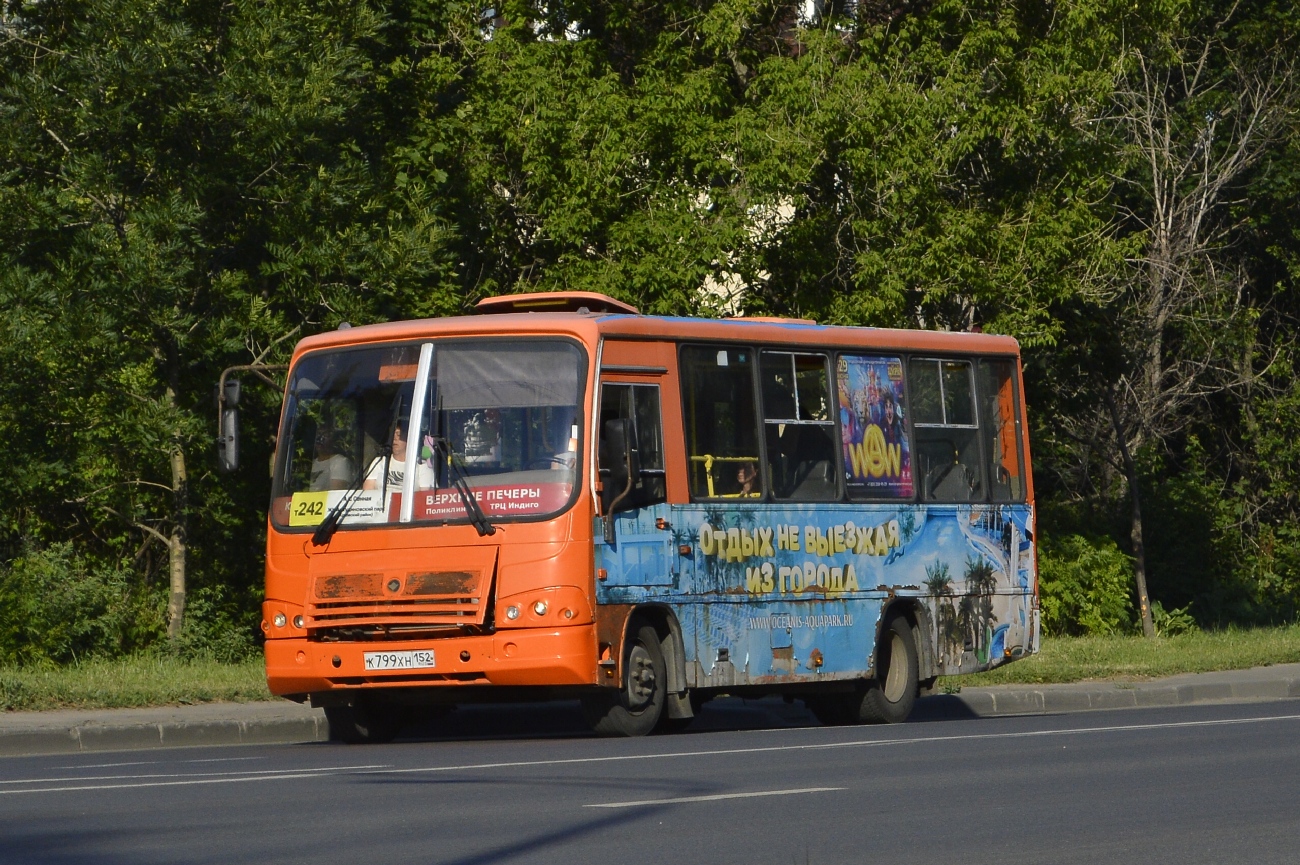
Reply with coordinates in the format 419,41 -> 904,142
217,379 -> 241,472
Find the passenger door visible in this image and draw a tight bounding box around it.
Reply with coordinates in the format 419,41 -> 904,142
594,380 -> 675,589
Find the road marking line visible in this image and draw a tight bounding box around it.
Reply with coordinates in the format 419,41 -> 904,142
586,787 -> 844,809
183,756 -> 268,764
0,772 -> 348,796
359,711 -> 1300,777
0,764 -> 390,789
8,710 -> 1297,796
52,756 -> 265,770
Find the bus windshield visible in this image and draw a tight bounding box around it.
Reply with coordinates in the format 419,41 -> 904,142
272,338 -> 586,530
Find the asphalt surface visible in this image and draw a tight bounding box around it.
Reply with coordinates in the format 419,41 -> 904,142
1,700 -> 1298,864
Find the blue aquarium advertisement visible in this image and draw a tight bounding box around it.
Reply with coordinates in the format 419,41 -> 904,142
596,500 -> 1035,684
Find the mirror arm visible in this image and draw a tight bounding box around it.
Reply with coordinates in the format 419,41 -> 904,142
602,448 -> 636,545
216,363 -> 289,472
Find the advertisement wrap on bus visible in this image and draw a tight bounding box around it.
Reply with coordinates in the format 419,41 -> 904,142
241,291 -> 1037,741
598,502 -> 1035,686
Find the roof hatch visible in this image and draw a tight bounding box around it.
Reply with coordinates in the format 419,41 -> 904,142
474,291 -> 640,316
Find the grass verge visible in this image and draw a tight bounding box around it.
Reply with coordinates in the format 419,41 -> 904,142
4,626 -> 1300,711
0,655 -> 271,712
951,624 -> 1300,688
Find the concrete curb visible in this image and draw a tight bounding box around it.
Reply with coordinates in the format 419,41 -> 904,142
0,704 -> 328,758
918,663 -> 1300,720
3,663 -> 1299,757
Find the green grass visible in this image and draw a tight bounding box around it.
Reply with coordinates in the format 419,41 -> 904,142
0,655 -> 271,712
950,624 -> 1300,688
4,625 -> 1300,711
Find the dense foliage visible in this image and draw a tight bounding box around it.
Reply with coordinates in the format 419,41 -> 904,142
1,0 -> 1297,656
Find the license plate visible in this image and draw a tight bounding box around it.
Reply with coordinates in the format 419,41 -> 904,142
363,649 -> 435,671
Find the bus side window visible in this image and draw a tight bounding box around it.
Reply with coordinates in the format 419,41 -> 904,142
760,352 -> 838,501
680,346 -> 763,499
979,359 -> 1026,502
598,383 -> 666,513
910,358 -> 984,503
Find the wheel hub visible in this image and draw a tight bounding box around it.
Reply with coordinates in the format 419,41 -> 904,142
883,631 -> 907,702
626,644 -> 656,709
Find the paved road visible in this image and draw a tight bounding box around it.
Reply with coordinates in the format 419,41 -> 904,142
1,700 -> 1297,865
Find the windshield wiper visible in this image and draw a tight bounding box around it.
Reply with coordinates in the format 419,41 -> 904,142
432,436 -> 497,537
311,448 -> 388,546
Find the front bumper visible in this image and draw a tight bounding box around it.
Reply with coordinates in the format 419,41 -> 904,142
264,624 -> 599,696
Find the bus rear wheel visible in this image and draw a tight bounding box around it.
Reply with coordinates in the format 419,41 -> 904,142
324,699 -> 403,744
859,614 -> 919,724
808,614 -> 919,726
582,622 -> 666,737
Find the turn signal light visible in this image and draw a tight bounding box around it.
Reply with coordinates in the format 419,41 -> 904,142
261,602 -> 305,635
496,586 -> 590,628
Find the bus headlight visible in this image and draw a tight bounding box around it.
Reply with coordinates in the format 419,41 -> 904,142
495,586 -> 591,628
262,601 -> 307,636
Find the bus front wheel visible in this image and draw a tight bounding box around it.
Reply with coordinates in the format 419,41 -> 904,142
582,621 -> 666,737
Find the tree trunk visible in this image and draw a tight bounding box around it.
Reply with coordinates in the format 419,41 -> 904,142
167,520 -> 186,641
166,385 -> 188,642
1105,391 -> 1156,638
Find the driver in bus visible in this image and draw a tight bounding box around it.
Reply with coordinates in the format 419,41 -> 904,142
363,419 -> 433,495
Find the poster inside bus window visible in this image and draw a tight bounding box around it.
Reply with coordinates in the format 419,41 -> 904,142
837,355 -> 913,498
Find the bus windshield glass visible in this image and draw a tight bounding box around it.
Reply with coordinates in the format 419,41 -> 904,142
272,339 -> 586,530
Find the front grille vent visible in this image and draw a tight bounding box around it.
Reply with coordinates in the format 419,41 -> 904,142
306,570 -> 489,632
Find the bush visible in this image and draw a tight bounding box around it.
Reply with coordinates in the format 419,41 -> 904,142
0,543 -> 163,664
0,545 -> 260,667
1039,534 -> 1135,636
165,584 -> 259,664
1151,601 -> 1198,637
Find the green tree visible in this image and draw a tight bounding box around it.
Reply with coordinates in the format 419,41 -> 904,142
2,0 -> 1299,657
0,0 -> 461,640
1040,2 -> 1300,634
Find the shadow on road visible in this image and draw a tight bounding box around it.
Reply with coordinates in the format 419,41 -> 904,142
392,695 -> 816,742
388,692 -> 980,743
908,694 -> 984,722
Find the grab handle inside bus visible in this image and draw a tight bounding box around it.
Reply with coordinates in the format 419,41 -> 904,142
602,419 -> 637,545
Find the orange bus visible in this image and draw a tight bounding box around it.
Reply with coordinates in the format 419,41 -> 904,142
260,291 -> 1037,740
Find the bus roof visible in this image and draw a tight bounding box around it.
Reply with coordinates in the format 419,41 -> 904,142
291,309 -> 1020,361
